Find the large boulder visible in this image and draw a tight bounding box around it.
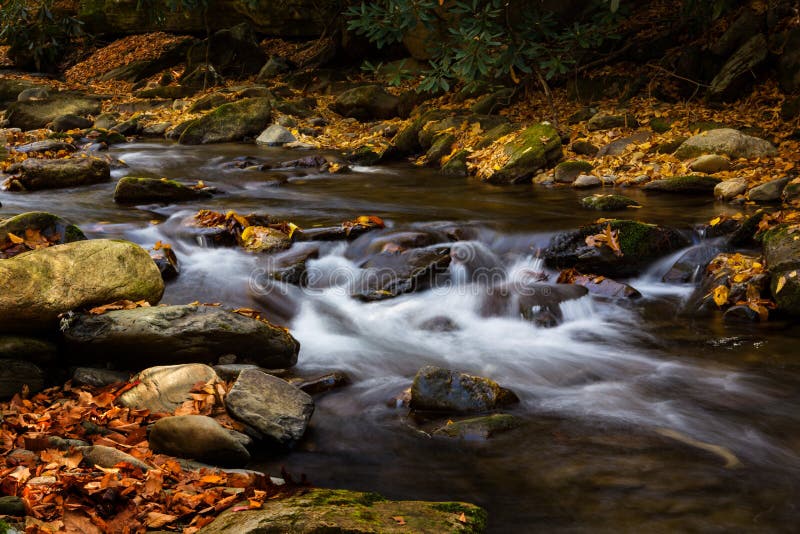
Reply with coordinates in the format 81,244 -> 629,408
197,488 -> 487,533
5,93 -> 102,131
643,175 -> 721,194
148,415 -> 251,467
762,225 -> 800,315
674,128 -> 776,160
486,123 -> 562,184
224,369 -> 313,446
330,85 -> 402,121
113,176 -> 212,204
708,34 -> 768,100
118,364 -> 219,413
0,239 -> 164,334
9,157 -> 110,191
543,220 -> 690,278
178,97 -> 272,144
410,366 -> 519,414
61,305 -> 299,368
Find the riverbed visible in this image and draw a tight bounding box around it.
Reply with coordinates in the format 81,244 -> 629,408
2,141 -> 798,532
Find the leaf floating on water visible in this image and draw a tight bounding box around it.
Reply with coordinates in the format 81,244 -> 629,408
712,285 -> 729,307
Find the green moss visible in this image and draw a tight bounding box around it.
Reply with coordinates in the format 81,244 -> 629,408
601,220 -> 660,256
306,489 -> 387,508
644,175 -> 720,192
580,194 -> 639,211
556,160 -> 594,173
649,117 -> 672,133
489,123 -> 561,183
474,122 -> 515,150
432,502 -> 488,531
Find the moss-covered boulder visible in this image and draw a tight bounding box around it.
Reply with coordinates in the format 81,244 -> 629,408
0,239 -> 164,334
486,123 -> 562,184
674,128 -> 776,160
330,85 -> 402,121
0,212 -> 85,256
433,413 -> 522,440
580,194 -> 640,211
410,365 -> 519,414
61,305 -> 298,368
555,160 -> 593,184
426,133 -> 456,167
643,175 -> 721,194
5,93 -> 102,131
9,157 -> 110,191
179,97 -> 272,144
197,488 -> 487,533
441,149 -> 469,177
113,176 -> 212,204
392,109 -> 450,155
586,112 -> 638,131
543,220 -> 690,277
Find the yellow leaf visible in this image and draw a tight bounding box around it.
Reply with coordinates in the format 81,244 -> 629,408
776,275 -> 787,294
712,285 -> 729,307
7,232 -> 23,244
709,217 -> 721,227
510,65 -> 520,85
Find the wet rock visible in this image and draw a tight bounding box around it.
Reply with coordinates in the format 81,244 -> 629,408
78,445 -> 151,471
62,305 -> 299,369
479,282 -> 588,327
544,220 -> 689,278
141,121 -> 171,137
708,34 -> 768,101
148,415 -> 251,467
225,369 -> 314,446
0,211 -> 86,256
179,97 -> 272,144
554,160 -> 593,184
72,367 -> 130,388
239,226 -> 292,253
0,496 -> 26,516
643,175 -> 720,194
440,149 -> 469,177
290,371 -> 350,395
14,140 -> 76,154
410,366 -> 519,414
746,176 -> 792,202
113,176 -> 212,204
197,488 -> 487,534
674,128 -> 776,160
580,194 -> 639,210
9,157 -> 110,191
662,245 -> 721,284
418,316 -> 460,332
433,413 -> 522,439
0,239 -> 164,334
425,133 -> 456,167
723,305 -> 761,323
354,245 -> 451,301
0,336 -> 57,364
573,175 -> 601,188
255,124 -> 296,146
486,123 -> 562,184
52,113 -> 93,132
586,112 -> 638,131
0,359 -> 44,399
118,364 -> 219,413
714,178 -> 747,200
571,139 -> 599,156
762,225 -> 800,315
111,116 -> 140,136
330,85 -> 402,121
258,247 -> 319,285
390,109 -> 449,155
566,273 -> 641,299
689,154 -> 731,174
5,93 -> 102,131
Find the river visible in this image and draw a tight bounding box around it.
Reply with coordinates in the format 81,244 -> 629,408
1,141 -> 798,532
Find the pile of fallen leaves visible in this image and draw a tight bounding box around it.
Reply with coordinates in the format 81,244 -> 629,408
0,228 -> 63,259
705,252 -> 774,319
0,381 -> 303,533
65,33 -> 192,85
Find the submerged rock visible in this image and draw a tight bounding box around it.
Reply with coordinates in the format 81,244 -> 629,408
9,157 -> 110,190
480,282 -> 588,326
118,364 -> 219,413
544,220 -> 689,278
62,305 -> 299,369
410,366 -> 519,414
197,488 -> 487,533
432,413 -> 522,440
0,239 -> 164,334
224,368 -> 314,446
148,415 -> 251,467
113,176 -> 213,204
674,128 -> 776,159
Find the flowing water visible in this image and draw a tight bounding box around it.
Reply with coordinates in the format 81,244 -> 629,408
2,142 -> 799,532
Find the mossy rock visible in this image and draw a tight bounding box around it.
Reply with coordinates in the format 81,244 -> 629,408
544,220 -> 689,277
433,413 -> 522,439
474,122 -> 515,150
441,149 -> 469,177
762,224 -> 800,273
5,93 -> 102,131
426,133 -> 456,167
487,123 -> 562,184
555,160 -> 594,184
649,117 -> 672,133
113,176 -> 212,204
643,175 -> 721,194
197,488 -> 487,533
10,158 -> 110,191
652,137 -> 687,155
410,365 -> 519,413
0,212 -> 85,253
179,97 -> 273,145
771,269 -> 800,315
392,109 -> 450,155
580,194 -> 640,211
